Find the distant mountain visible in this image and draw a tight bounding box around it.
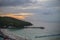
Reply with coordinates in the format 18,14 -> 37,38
0,16 -> 33,28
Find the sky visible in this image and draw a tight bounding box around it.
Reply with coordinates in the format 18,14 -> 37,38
0,1 -> 60,38
0,0 -> 60,26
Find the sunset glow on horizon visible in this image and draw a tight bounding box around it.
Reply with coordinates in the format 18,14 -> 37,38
0,13 -> 34,20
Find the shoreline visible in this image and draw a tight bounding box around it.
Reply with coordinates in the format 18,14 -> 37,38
0,29 -> 29,40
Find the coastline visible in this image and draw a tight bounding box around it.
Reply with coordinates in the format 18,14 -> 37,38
0,29 -> 30,40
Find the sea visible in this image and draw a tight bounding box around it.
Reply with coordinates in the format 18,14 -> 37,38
7,21 -> 60,40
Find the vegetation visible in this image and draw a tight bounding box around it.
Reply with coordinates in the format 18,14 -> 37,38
0,16 -> 33,28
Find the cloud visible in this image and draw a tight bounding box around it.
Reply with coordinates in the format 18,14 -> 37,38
0,0 -> 60,14
0,12 -> 34,16
0,0 -> 32,6
0,13 -> 34,20
0,0 -> 60,7
41,0 -> 60,7
0,6 -> 60,14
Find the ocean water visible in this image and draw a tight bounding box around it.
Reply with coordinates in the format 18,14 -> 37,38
7,21 -> 60,40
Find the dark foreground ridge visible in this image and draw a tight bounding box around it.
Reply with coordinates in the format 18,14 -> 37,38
0,16 -> 33,29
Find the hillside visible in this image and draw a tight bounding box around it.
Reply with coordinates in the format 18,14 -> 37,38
0,16 -> 32,28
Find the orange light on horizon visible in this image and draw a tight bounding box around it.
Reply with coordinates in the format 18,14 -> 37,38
11,16 -> 27,20
0,15 -> 27,20
0,13 -> 34,20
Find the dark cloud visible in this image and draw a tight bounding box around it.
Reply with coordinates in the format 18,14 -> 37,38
0,0 -> 32,6
40,0 -> 60,7
0,0 -> 60,13
0,0 -> 60,7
